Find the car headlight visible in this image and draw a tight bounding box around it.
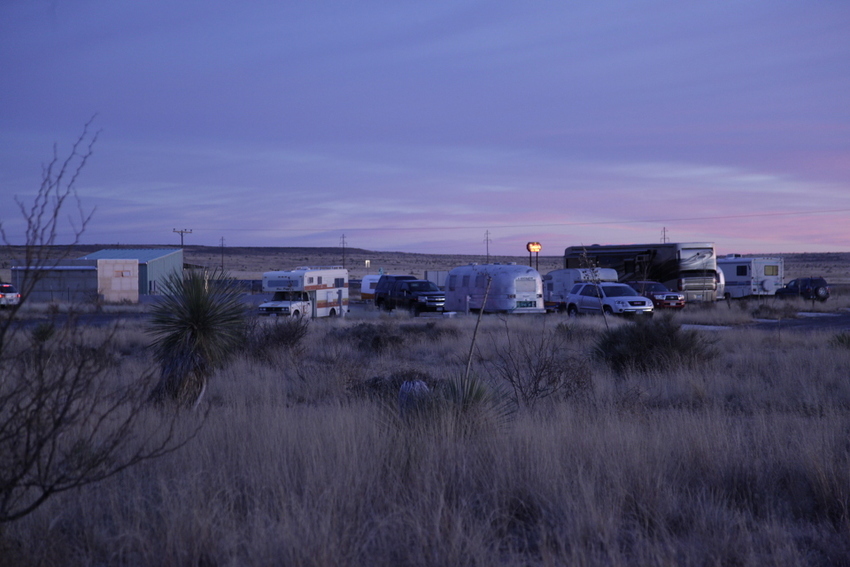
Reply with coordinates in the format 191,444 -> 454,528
615,300 -> 627,307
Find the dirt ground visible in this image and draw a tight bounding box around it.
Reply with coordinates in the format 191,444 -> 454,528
2,245 -> 849,286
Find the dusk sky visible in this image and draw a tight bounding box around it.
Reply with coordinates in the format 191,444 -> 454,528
1,1 -> 848,256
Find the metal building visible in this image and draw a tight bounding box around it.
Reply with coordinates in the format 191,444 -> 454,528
78,249 -> 183,295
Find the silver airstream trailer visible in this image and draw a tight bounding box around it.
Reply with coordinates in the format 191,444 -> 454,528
444,263 -> 545,314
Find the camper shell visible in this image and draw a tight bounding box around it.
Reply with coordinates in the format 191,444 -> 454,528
259,266 -> 348,318
543,268 -> 619,312
359,274 -> 381,302
445,263 -> 545,314
717,255 -> 784,299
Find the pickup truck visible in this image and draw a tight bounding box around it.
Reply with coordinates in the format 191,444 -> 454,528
381,279 -> 446,314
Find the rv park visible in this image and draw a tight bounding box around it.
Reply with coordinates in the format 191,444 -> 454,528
3,244 -> 850,566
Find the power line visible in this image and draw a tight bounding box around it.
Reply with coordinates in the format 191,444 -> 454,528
184,208 -> 850,234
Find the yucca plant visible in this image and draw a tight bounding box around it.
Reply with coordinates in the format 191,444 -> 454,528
148,268 -> 247,407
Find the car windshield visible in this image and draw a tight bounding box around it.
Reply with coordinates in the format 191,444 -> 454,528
408,281 -> 439,292
641,282 -> 669,293
272,291 -> 308,301
601,284 -> 639,298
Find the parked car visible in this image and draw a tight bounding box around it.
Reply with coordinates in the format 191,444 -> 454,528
0,284 -> 21,308
624,281 -> 686,309
373,275 -> 418,309
774,277 -> 830,301
565,282 -> 654,317
382,279 -> 445,314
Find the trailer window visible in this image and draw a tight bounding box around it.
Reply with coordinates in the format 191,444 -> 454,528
736,266 -> 747,276
462,275 -> 470,287
515,277 -> 536,293
448,275 -> 456,291
334,278 -> 345,288
317,277 -> 323,285
764,265 -> 779,276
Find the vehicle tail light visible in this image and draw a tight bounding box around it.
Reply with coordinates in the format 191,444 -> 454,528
677,278 -> 684,291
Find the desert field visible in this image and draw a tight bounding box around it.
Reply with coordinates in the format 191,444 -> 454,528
3,298 -> 850,566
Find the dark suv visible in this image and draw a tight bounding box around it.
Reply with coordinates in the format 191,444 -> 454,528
774,277 -> 830,301
382,279 -> 445,314
373,275 -> 418,309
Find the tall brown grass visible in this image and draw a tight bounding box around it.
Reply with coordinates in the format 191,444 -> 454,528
3,309 -> 850,566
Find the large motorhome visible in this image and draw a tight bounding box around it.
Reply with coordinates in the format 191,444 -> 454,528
717,255 -> 784,299
445,263 -> 545,314
564,242 -> 719,302
259,266 -> 348,318
543,268 -> 619,312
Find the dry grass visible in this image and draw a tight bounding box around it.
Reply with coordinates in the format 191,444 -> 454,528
3,310 -> 850,566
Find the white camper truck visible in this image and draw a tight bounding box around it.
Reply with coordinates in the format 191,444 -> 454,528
445,263 -> 545,314
543,268 -> 619,312
717,255 -> 784,299
259,266 -> 348,318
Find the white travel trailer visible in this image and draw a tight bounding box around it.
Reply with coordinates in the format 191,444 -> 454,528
359,274 -> 381,301
259,266 -> 348,318
717,255 -> 784,299
543,268 -> 619,312
445,263 -> 545,314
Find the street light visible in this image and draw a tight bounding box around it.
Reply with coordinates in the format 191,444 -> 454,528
527,242 -> 542,271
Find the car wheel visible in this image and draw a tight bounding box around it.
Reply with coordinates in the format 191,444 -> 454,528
603,305 -> 613,315
567,304 -> 579,317
815,286 -> 829,301
329,308 -> 337,317
292,310 -> 300,318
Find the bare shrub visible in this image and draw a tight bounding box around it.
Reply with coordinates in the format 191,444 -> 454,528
751,302 -> 798,320
245,315 -> 311,362
330,322 -> 407,354
593,315 -> 718,375
830,332 -> 850,349
0,124 -> 195,530
481,318 -> 592,409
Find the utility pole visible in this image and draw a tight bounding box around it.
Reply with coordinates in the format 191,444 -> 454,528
173,228 -> 192,247
340,234 -> 347,269
661,227 -> 669,244
220,237 -> 225,270
484,230 -> 491,263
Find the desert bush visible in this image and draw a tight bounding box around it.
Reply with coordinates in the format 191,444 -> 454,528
437,372 -> 516,436
829,332 -> 850,350
349,368 -> 435,404
329,321 -> 408,354
593,315 -> 718,375
751,301 -> 798,320
244,315 -> 311,362
480,318 -> 592,409
148,268 -> 248,407
0,124 -> 196,535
